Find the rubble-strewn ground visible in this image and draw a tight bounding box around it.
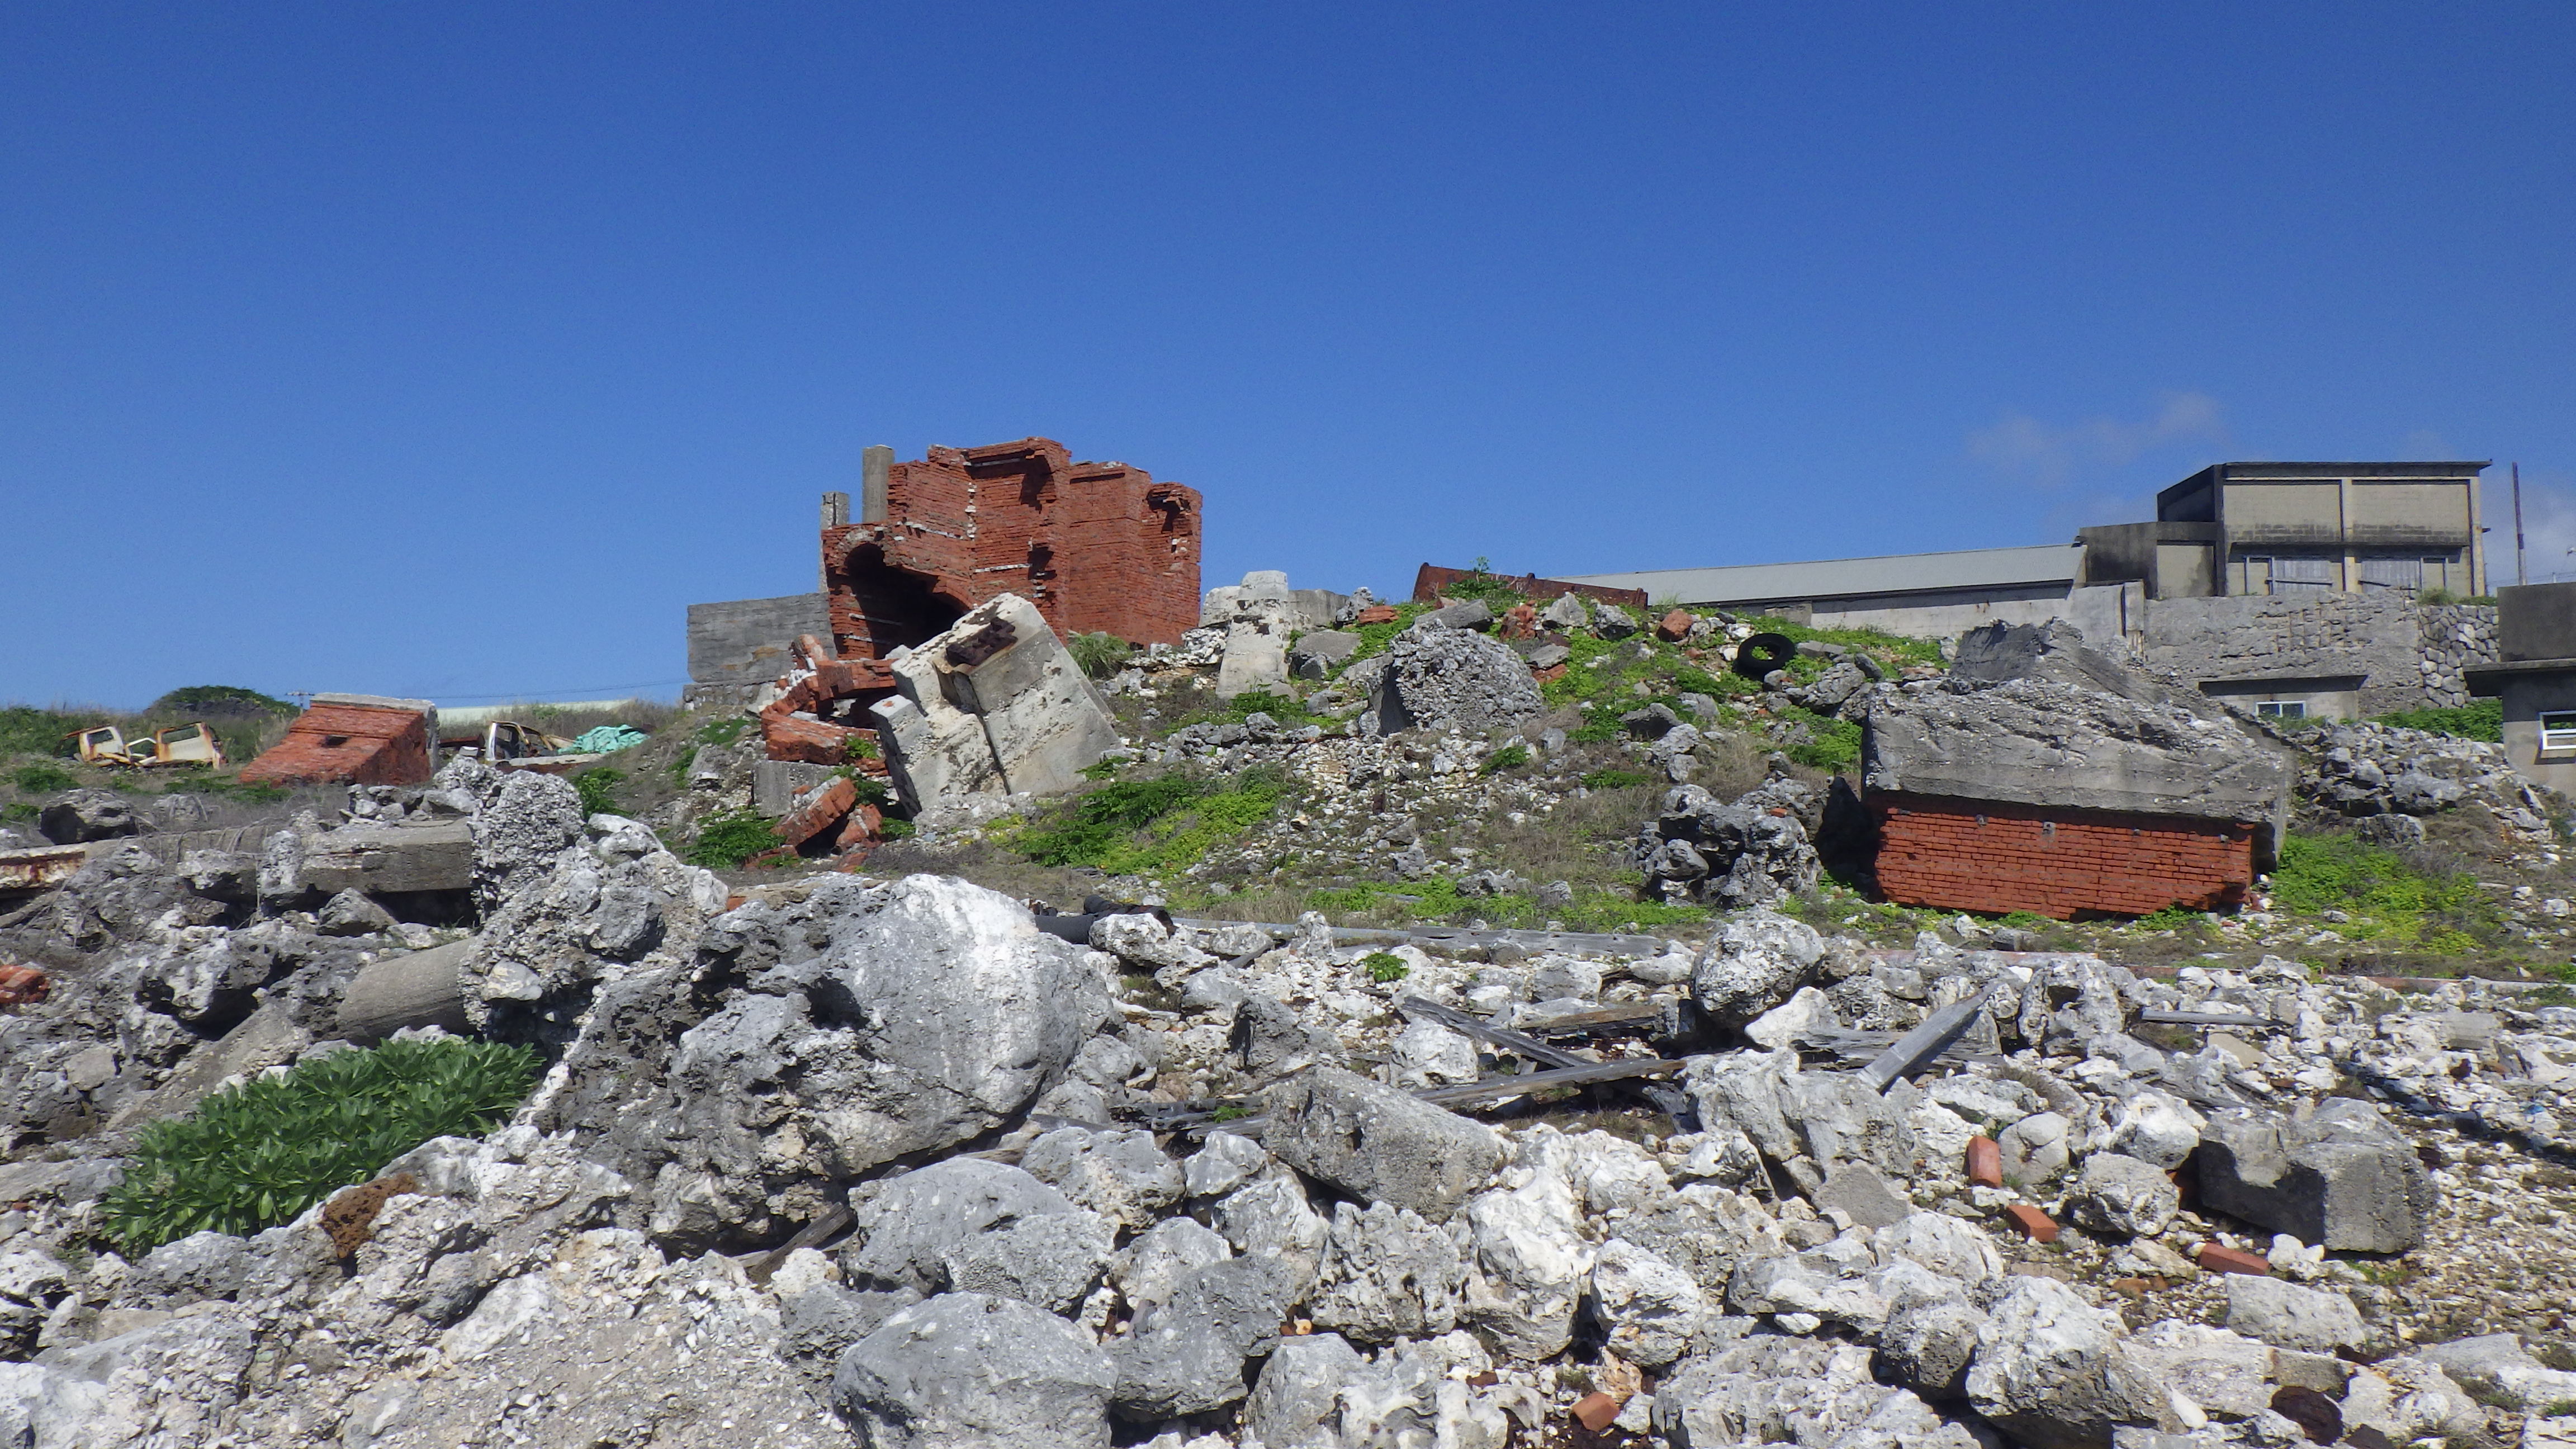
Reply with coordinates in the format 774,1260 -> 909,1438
0,600 -> 2571,1449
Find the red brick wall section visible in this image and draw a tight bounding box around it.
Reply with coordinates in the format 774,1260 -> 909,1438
239,704 -> 433,787
1868,792 -> 2255,920
821,437 -> 1202,666
1410,565 -> 1649,609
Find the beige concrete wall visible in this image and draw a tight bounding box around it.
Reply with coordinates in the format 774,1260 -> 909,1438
2350,482 -> 2473,537
2223,482 -> 2343,540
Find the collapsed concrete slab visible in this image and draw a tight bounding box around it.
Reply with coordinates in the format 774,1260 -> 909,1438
2194,1097 -> 2434,1253
296,819 -> 475,896
872,593 -> 1121,816
1864,622 -> 2292,919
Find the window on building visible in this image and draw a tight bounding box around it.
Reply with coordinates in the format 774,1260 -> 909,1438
2356,555 -> 2425,592
2541,712 -> 2576,752
2266,556 -> 2338,595
2256,701 -> 2307,720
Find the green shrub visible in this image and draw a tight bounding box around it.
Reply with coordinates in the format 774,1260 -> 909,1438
697,717 -> 749,747
1361,951 -> 1409,983
98,1038 -> 539,1254
1068,632 -> 1135,679
0,707 -> 99,759
1022,775 -> 1206,866
846,733 -> 880,761
2267,830 -> 2491,943
1480,744 -> 1531,775
1440,559 -> 1527,610
879,818 -> 915,840
1581,766 -> 1652,790
2373,699 -> 2502,743
8,763 -> 74,794
146,685 -> 295,719
686,811 -> 780,868
572,768 -> 626,818
669,745 -> 699,788
1569,718 -> 1622,745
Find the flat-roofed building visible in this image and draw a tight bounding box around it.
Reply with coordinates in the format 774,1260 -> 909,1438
1558,543 -> 2114,638
2086,461 -> 2489,600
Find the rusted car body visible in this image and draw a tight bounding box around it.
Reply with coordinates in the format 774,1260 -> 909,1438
434,721 -> 604,776
65,723 -> 226,769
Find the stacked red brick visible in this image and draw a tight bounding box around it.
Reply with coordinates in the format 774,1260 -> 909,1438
1871,798 -> 2257,919
822,437 -> 1201,673
1860,621 -> 2290,921
239,695 -> 436,787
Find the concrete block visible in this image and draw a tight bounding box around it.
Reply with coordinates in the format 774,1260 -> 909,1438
753,760 -> 840,817
300,820 -> 474,895
2194,1098 -> 2433,1253
947,595 -> 1123,798
1262,1066 -> 1503,1223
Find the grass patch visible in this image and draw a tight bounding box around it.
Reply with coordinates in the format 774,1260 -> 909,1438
1018,768 -> 1291,877
1480,744 -> 1531,775
164,775 -> 290,804
98,1037 -> 539,1254
2372,699 -> 2502,742
2269,830 -> 2492,943
7,763 -> 74,795
1361,950 -> 1409,983
686,811 -> 781,868
1068,632 -> 1135,679
697,717 -> 750,747
1777,707 -> 1860,771
1581,766 -> 1652,791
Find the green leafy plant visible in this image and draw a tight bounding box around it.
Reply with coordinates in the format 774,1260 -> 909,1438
686,811 -> 782,868
2372,699 -> 2502,743
845,733 -> 881,761
571,767 -> 626,818
1210,1104 -> 1250,1123
1581,766 -> 1651,790
1569,718 -> 1622,745
1361,951 -> 1409,983
1781,708 -> 1862,771
1019,768 -> 1289,875
878,818 -> 915,840
2132,905 -> 2204,931
98,1038 -> 539,1255
697,717 -> 750,747
1067,631 -> 1136,679
1479,744 -> 1531,775
1440,558 -> 1527,610
8,763 -> 75,794
1022,775 -> 1206,866
2269,830 -> 2488,942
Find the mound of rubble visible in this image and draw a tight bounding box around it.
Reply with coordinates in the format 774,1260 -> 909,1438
2300,720 -> 2561,858
0,733 -> 2569,1449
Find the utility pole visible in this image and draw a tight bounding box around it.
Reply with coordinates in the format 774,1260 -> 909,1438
2514,462 -> 2527,588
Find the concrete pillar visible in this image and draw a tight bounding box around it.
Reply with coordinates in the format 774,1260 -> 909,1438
862,444 -> 893,525
2338,477 -> 2357,593
821,491 -> 850,590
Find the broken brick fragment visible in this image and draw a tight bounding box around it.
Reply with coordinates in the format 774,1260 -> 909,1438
1966,1135 -> 2003,1187
1351,604 -> 1399,626
834,802 -> 884,852
773,777 -> 858,850
2196,1244 -> 2271,1276
760,709 -> 863,766
1656,608 -> 1694,642
1498,603 -> 1540,640
320,1172 -> 419,1257
2001,1204 -> 2059,1242
1571,1393 -> 1623,1432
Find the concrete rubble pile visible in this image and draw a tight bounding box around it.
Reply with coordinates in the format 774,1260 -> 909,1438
0,749 -> 2569,1449
869,593 -> 1125,825
2299,721 -> 2560,858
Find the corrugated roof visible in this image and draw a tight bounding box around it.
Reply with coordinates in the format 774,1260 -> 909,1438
1558,543 -> 2084,606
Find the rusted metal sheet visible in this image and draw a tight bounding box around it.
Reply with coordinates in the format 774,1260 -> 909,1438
0,844 -> 88,896
1409,564 -> 1649,609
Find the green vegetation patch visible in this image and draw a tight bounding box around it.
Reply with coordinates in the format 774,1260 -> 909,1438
147,685 -> 296,719
1777,706 -> 1862,771
2269,830 -> 2494,944
572,767 -> 626,818
164,774 -> 290,804
1361,950 -> 1409,983
0,706 -> 111,760
1581,766 -> 1652,791
1068,632 -> 1136,679
697,717 -> 750,747
100,1037 -> 539,1254
1480,744 -> 1531,775
1019,768 -> 1291,876
686,811 -> 781,868
7,763 -> 75,795
2372,698 -> 2502,743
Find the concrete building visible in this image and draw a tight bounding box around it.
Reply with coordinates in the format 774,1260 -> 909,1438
2083,461 -> 2489,600
2468,582 -> 2576,793
1560,543 -> 2109,637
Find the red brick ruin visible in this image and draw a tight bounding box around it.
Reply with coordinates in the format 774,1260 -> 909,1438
760,437 -> 1202,763
1869,795 -> 2257,920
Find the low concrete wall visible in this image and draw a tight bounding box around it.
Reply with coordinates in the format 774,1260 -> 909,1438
687,594 -> 830,689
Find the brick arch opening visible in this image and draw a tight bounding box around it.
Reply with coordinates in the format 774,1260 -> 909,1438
831,542 -> 968,662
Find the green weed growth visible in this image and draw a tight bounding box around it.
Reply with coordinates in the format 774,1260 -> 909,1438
1361,951 -> 1409,983
99,1037 -> 539,1254
8,763 -> 75,794
2372,699 -> 2502,742
686,811 -> 780,868
572,768 -> 626,818
1068,632 -> 1135,679
1480,744 -> 1531,775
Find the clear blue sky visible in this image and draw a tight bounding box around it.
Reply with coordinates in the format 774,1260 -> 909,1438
7,4 -> 2574,709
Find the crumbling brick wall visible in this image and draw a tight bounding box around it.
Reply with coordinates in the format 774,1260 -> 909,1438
1870,793 -> 2256,920
821,438 -> 1201,676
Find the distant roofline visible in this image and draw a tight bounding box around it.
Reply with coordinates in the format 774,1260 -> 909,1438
2159,461 -> 2492,509
1557,542 -> 2083,607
